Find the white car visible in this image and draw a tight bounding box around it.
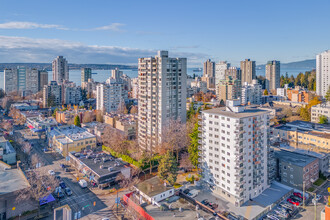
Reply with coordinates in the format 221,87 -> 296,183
48,170 -> 55,176
316,195 -> 322,201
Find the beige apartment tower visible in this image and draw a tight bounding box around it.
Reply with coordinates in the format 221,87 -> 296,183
138,51 -> 187,152
265,60 -> 280,92
240,59 -> 256,85
202,59 -> 215,89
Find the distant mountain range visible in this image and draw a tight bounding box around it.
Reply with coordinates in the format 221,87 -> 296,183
257,59 -> 316,70
0,63 -> 137,72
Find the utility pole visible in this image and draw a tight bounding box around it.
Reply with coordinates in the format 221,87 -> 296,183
117,189 -> 119,215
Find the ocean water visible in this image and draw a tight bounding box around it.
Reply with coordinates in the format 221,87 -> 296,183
0,67 -> 311,89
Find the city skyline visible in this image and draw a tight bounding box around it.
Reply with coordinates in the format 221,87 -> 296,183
0,0 -> 329,66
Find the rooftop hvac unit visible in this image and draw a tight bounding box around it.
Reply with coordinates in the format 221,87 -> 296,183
108,167 -> 113,172
100,165 -> 104,169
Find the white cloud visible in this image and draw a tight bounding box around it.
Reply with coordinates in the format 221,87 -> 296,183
0,35 -> 206,66
93,23 -> 125,31
0,21 -> 68,30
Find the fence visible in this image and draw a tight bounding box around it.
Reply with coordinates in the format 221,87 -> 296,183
123,192 -> 154,220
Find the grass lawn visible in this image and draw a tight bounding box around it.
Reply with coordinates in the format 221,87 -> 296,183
307,187 -> 315,192
313,178 -> 325,186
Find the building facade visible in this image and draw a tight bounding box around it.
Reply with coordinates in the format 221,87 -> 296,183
38,70 -> 48,92
103,113 -> 138,140
241,80 -> 262,105
43,81 -> 62,107
316,50 -> 330,97
215,61 -> 230,84
240,59 -> 256,85
52,56 -> 69,83
4,67 -> 39,95
81,68 -> 92,84
265,60 -> 280,92
217,76 -> 241,102
138,51 -> 187,151
202,59 -> 215,89
311,103 -> 330,123
225,67 -> 241,80
96,82 -> 123,113
200,100 -> 270,206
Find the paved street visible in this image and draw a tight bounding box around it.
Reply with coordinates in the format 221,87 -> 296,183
14,128 -> 129,220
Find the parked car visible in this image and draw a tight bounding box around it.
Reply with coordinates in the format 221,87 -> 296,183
293,192 -> 304,199
201,199 -> 208,205
287,198 -> 299,206
290,195 -> 302,202
79,179 -> 87,188
48,170 -> 55,176
65,187 -> 72,196
316,194 -> 322,201
183,189 -> 190,194
54,187 -> 64,198
187,189 -> 199,198
59,181 -> 66,189
55,176 -> 61,180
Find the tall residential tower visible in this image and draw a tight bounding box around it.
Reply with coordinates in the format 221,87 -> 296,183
316,50 -> 330,97
138,51 -> 187,152
265,60 -> 280,92
240,59 -> 256,85
52,56 -> 69,83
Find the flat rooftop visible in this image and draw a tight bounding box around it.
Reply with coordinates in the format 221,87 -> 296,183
135,176 -> 174,198
144,196 -> 213,220
70,151 -> 128,177
0,162 -> 30,195
274,148 -> 318,167
203,107 -> 269,118
49,125 -> 95,144
275,124 -> 330,139
286,120 -> 330,133
195,182 -> 292,220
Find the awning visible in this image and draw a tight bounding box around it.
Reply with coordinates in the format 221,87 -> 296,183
39,194 -> 55,206
28,125 -> 34,129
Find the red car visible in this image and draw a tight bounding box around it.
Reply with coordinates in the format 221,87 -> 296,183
293,192 -> 304,199
287,198 -> 300,206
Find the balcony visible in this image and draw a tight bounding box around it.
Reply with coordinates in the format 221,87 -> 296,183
198,140 -> 202,144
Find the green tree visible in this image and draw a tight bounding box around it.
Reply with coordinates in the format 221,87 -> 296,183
74,115 -> 81,127
52,108 -> 58,118
319,115 -> 328,124
187,102 -> 195,120
188,122 -> 199,169
157,151 -> 178,185
325,87 -> 330,102
263,89 -> 269,96
300,106 -> 310,121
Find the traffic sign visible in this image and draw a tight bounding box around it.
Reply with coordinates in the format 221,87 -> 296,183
115,198 -> 120,204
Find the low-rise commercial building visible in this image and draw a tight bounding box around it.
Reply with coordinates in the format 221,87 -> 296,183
11,103 -> 38,111
0,136 -> 16,165
26,116 -> 58,133
134,176 -> 174,204
103,113 -> 138,140
0,162 -> 32,219
81,121 -> 110,138
68,150 -> 130,188
274,148 -> 319,190
272,120 -> 330,152
47,125 -> 96,156
55,109 -> 95,124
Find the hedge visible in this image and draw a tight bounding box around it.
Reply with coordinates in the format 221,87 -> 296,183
102,145 -> 161,169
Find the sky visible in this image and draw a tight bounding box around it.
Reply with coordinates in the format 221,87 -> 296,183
0,0 -> 329,67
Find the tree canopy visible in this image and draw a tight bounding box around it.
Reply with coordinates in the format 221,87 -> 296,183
188,122 -> 199,169
319,115 -> 328,124
74,115 -> 81,127
157,151 -> 178,185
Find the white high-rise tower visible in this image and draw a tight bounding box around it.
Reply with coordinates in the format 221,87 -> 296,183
316,50 -> 330,97
52,56 -> 69,83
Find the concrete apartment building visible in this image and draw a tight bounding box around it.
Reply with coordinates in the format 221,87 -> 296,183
104,112 -> 138,140
274,149 -> 319,190
131,78 -> 139,99
96,82 -> 123,113
311,103 -> 330,123
272,120 -> 330,152
55,109 -> 94,124
138,51 -> 187,151
217,76 -> 241,102
4,67 -> 39,95
52,56 -> 69,83
200,100 -> 270,206
240,59 -> 256,85
316,50 -> 330,97
82,78 -> 98,98
81,68 -> 92,85
215,61 -> 230,84
43,81 -> 62,107
38,70 -> 48,91
190,77 -> 207,94
47,125 -> 96,156
265,60 -> 280,92
225,67 -> 241,80
202,59 -> 215,89
63,84 -> 82,105
241,80 -> 262,105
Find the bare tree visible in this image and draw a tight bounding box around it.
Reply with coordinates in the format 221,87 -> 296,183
102,126 -> 129,154
96,110 -> 104,122
82,111 -> 95,123
179,152 -> 194,172
160,119 -> 188,161
130,105 -> 138,114
2,97 -> 12,110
